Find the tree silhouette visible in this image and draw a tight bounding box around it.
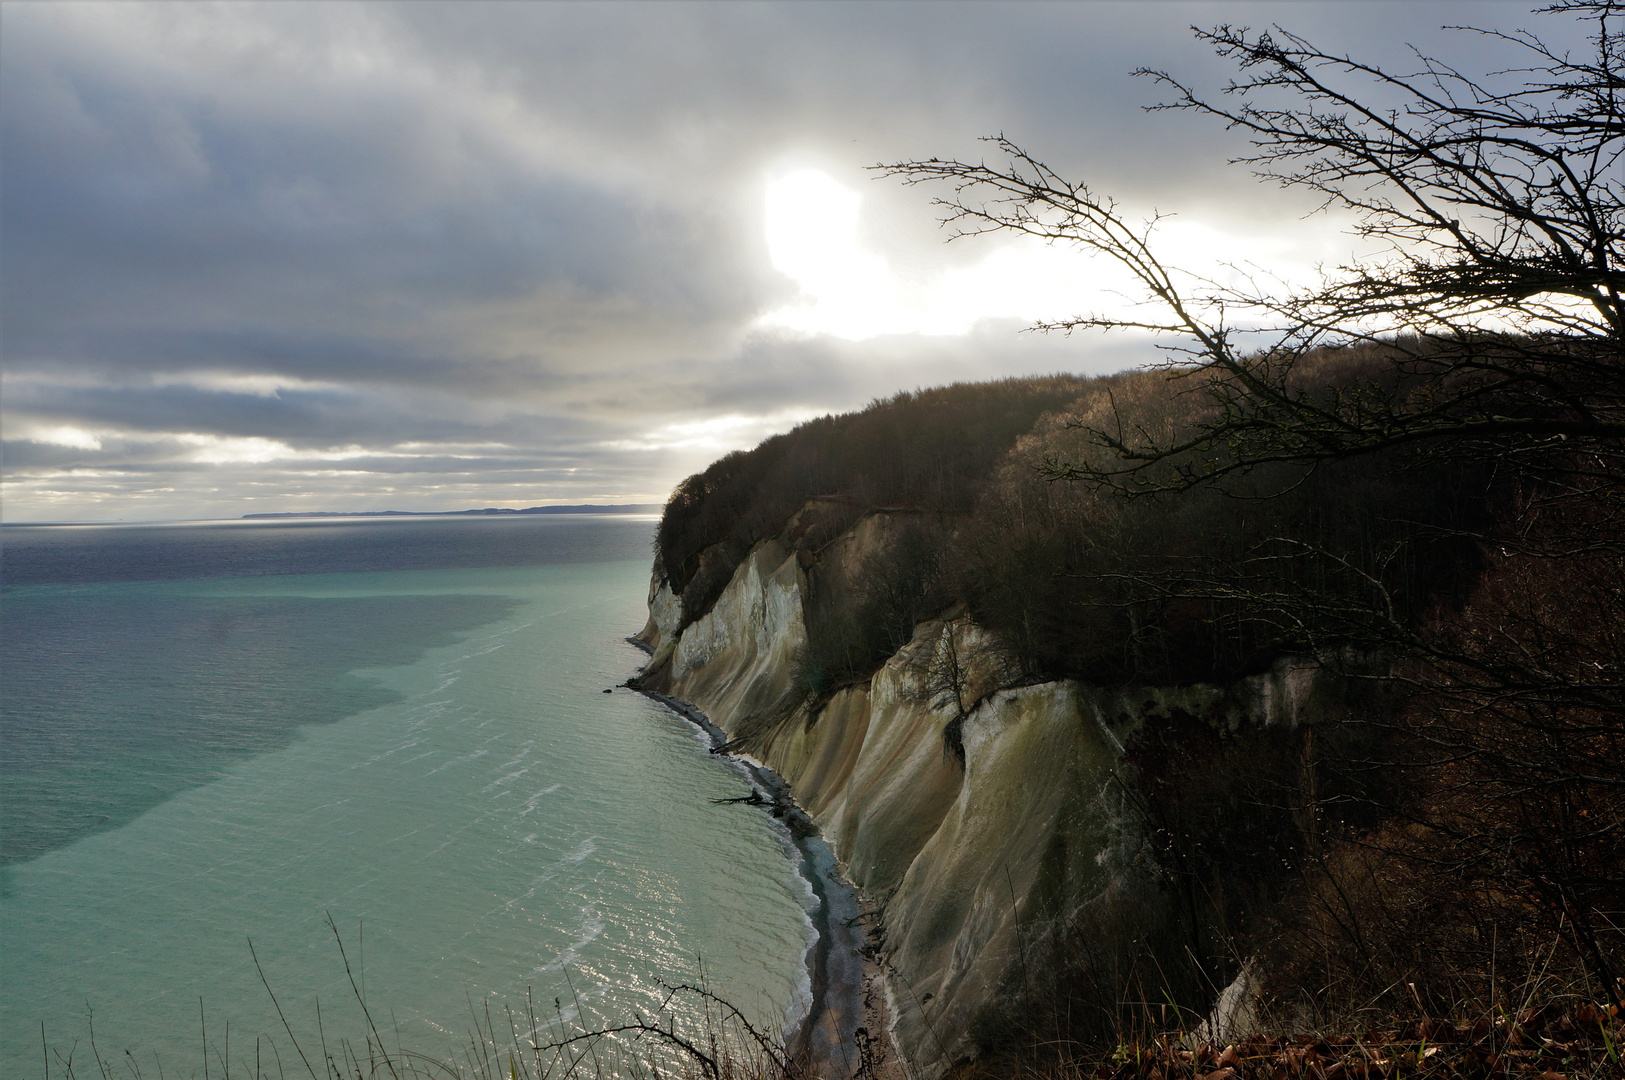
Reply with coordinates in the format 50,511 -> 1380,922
880,3 -> 1621,491
883,2 -> 1625,997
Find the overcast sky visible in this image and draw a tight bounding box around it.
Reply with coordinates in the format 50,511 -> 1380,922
2,0 -> 1560,521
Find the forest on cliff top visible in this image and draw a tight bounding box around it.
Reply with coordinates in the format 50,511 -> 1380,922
652,2 -> 1624,1065
657,348 -> 1495,690
653,331 -> 1623,1039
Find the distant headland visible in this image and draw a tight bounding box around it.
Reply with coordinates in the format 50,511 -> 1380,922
242,504 -> 663,519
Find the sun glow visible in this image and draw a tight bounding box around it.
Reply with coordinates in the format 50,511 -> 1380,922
757,168 -> 1351,342
762,170 -> 905,339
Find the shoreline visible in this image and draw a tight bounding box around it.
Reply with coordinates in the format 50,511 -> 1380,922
624,640 -> 866,1078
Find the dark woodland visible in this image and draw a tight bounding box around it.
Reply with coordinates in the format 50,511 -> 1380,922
655,3 -> 1625,1065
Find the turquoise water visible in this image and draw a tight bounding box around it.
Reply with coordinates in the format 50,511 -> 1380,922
1,521 -> 813,1073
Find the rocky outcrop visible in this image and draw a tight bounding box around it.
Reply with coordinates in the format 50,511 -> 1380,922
635,572 -> 683,665
634,529 -> 1342,1077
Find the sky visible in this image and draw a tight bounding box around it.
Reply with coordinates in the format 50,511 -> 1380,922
1,0 -> 1560,522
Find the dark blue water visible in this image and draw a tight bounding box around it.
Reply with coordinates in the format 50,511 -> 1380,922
0,516 -> 652,865
2,514 -> 656,586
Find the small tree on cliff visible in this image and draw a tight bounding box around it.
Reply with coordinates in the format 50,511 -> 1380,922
882,2 -> 1624,997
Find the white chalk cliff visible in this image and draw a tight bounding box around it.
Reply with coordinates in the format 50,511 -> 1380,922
636,517 -> 1330,1076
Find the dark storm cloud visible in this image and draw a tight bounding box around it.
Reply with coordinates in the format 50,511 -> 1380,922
0,1 -> 1547,520
2,43 -> 755,374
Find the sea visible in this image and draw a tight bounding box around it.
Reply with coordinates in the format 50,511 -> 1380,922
0,515 -> 815,1076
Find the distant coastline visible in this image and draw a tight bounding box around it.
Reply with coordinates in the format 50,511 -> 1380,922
242,503 -> 663,519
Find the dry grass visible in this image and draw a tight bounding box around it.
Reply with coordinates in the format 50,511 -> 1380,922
37,917 -> 805,1080
39,983 -> 801,1080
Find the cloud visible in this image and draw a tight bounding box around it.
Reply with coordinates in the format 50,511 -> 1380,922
0,0 -> 1551,520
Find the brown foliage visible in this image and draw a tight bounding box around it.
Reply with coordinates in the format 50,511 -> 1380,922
946,361 -> 1493,684
880,1 -> 1625,1014
656,376 -> 1089,627
1087,1004 -> 1625,1080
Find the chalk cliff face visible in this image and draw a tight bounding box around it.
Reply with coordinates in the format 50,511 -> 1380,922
635,524 -> 1334,1076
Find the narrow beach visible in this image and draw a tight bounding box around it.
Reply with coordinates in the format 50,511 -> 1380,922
625,644 -> 866,1079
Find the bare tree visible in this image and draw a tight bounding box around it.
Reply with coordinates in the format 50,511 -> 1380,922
880,2 -> 1622,491
881,2 -> 1625,998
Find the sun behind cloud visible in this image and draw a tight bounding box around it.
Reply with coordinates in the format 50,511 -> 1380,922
756,168 -> 1345,343
757,166 -> 1118,341
760,169 -> 906,339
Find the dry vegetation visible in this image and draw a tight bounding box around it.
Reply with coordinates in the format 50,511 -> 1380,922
656,377 -> 1091,635
646,335 -> 1624,1065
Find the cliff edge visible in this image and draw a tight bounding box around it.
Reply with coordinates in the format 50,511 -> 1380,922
633,516 -> 1342,1077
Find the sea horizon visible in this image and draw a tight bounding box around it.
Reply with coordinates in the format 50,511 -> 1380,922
2,506 -> 663,528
